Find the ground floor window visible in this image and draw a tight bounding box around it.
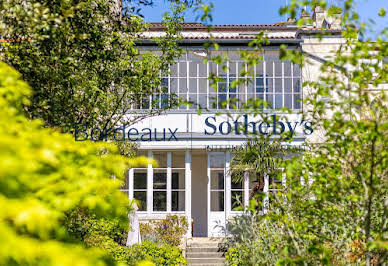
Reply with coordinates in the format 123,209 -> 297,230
129,151 -> 187,213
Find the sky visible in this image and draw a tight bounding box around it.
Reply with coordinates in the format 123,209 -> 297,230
139,0 -> 387,39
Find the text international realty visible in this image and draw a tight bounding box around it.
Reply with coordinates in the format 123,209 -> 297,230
74,114 -> 313,142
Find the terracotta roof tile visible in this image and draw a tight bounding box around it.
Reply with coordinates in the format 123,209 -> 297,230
148,22 -> 297,31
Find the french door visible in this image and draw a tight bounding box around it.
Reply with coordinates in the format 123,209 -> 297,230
207,152 -> 227,237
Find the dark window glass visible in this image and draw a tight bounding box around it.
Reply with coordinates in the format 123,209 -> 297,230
172,191 -> 185,211
134,173 -> 147,189
134,191 -> 147,211
231,180 -> 243,189
211,191 -> 224,211
153,173 -> 166,189
231,191 -> 243,210
153,191 -> 166,211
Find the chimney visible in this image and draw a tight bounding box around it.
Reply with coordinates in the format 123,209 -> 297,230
327,7 -> 342,30
312,5 -> 326,28
300,9 -> 312,28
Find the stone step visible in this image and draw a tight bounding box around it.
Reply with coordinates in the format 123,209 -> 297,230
187,242 -> 223,248
186,252 -> 224,258
187,247 -> 221,253
187,258 -> 225,264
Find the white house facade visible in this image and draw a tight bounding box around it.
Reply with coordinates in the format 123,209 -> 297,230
121,10 -> 345,237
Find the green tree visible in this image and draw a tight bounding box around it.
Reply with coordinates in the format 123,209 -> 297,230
195,0 -> 388,264
0,0 -> 185,133
0,61 -> 150,265
229,138 -> 285,206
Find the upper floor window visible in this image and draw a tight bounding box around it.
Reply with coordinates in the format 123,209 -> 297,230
131,51 -> 302,111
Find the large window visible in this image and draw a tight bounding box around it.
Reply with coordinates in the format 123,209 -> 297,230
131,50 -> 302,111
131,152 -> 186,213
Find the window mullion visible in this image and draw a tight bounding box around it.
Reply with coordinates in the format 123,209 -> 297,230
147,151 -> 153,213
129,168 -> 134,200
263,52 -> 266,110
227,60 -> 229,110
282,62 -> 284,108
207,61 -> 209,109
291,63 -> 294,110
187,60 -> 189,110
167,152 -> 172,212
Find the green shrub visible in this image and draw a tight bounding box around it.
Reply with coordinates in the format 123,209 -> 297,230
65,211 -> 187,265
140,215 -> 188,247
129,241 -> 187,265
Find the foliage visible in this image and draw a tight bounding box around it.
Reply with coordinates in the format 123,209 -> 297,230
65,210 -> 187,265
229,138 -> 285,184
128,241 -> 187,265
0,0 -> 184,133
140,215 -> 188,247
197,0 -> 388,265
0,61 -> 151,264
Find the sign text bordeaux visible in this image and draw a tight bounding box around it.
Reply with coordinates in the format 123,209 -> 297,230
74,114 -> 313,141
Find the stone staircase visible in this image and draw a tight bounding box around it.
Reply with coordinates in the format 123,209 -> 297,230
186,237 -> 226,266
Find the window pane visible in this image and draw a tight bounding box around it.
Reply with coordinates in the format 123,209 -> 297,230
189,78 -> 197,93
294,94 -> 301,109
285,94 -> 293,109
153,152 -> 167,168
179,78 -> 187,93
134,172 -> 147,189
266,79 -> 273,93
294,79 -> 301,93
172,191 -> 185,211
198,94 -> 207,109
170,78 -> 178,93
172,171 -> 185,189
172,152 -> 185,168
171,64 -> 178,77
199,78 -> 207,93
211,191 -> 224,211
275,78 -> 282,93
211,171 -> 224,190
275,62 -> 282,76
284,78 -> 292,93
153,191 -> 166,211
275,94 -> 283,109
293,63 -> 301,76
266,62 -> 273,76
284,61 -> 292,76
256,63 -> 264,76
209,153 -> 225,168
189,62 -> 198,77
266,94 -> 274,108
134,191 -> 147,211
179,62 -> 187,77
231,191 -> 244,210
231,180 -> 243,189
153,172 -> 167,189
199,62 -> 207,77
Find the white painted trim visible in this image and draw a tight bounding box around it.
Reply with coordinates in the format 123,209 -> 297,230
167,152 -> 172,212
207,153 -> 211,236
263,173 -> 269,214
185,150 -> 192,237
244,171 -> 249,208
129,168 -> 134,200
147,151 -> 153,214
225,151 -> 231,221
